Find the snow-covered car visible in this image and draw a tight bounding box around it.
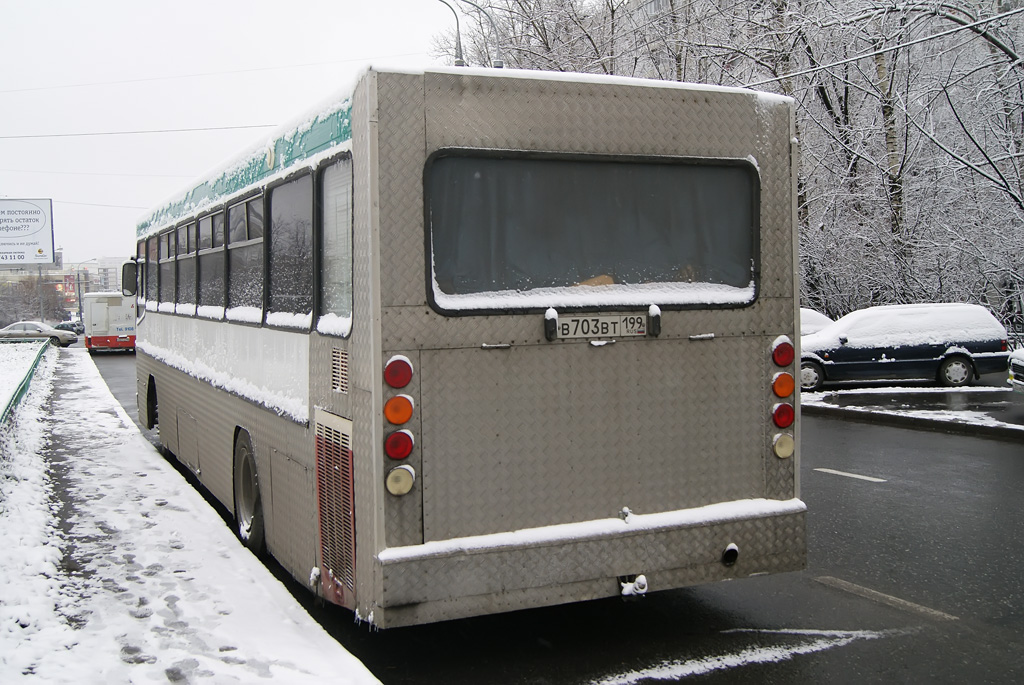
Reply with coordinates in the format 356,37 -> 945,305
800,303 -> 1008,391
0,321 -> 78,347
800,308 -> 833,336
1008,348 -> 1024,394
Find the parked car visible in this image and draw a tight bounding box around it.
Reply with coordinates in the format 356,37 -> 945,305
1008,348 -> 1024,394
800,308 -> 834,336
800,303 -> 1008,391
54,321 -> 83,334
0,321 -> 78,347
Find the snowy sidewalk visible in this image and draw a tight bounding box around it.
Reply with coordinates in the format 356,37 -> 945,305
0,347 -> 379,683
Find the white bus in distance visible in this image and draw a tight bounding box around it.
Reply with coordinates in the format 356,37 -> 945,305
83,291 -> 136,354
122,66 -> 805,629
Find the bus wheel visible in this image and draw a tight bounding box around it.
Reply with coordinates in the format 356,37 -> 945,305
146,379 -> 158,429
233,432 -> 266,555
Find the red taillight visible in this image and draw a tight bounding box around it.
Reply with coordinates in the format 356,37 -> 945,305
773,403 -> 795,428
384,355 -> 413,388
772,340 -> 795,367
1002,340 -> 1008,352
385,430 -> 415,459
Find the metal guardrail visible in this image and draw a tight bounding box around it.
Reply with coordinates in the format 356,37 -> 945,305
0,340 -> 49,425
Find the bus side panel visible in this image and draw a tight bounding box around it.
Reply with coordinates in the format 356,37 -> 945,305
136,333 -> 319,585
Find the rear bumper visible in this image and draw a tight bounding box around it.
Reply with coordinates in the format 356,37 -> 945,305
86,335 -> 136,350
372,498 -> 806,627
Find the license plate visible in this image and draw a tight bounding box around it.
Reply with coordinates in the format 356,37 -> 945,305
557,315 -> 647,339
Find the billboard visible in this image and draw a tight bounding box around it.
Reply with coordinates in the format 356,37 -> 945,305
0,198 -> 54,266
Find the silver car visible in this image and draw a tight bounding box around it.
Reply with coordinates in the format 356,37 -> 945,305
0,321 -> 78,347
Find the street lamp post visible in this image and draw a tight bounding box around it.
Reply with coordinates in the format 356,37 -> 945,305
455,0 -> 504,68
436,0 -> 466,66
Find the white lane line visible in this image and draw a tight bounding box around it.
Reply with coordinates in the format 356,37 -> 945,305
590,629 -> 896,684
814,467 -> 887,483
816,576 -> 959,622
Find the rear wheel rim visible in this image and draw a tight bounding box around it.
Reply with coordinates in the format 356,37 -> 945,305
237,447 -> 259,534
943,360 -> 970,385
801,363 -> 821,390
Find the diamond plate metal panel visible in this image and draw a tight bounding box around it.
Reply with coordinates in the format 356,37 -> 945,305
419,336 -> 769,541
375,510 -> 806,628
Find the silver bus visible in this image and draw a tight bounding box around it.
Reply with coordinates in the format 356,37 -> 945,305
123,67 -> 805,628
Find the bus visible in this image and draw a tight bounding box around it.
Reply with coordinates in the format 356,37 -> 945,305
123,67 -> 805,628
83,291 -> 136,353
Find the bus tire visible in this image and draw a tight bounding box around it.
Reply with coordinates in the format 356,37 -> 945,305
146,378 -> 158,429
233,431 -> 266,555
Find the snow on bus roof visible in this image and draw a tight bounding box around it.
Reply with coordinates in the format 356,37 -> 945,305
137,65 -> 791,240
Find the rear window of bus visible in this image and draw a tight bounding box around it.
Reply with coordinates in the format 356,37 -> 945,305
425,152 -> 759,312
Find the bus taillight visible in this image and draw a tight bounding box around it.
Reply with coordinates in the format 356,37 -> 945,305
384,395 -> 414,424
385,430 -> 415,460
772,339 -> 795,367
772,372 -> 795,398
772,403 -> 795,428
384,355 -> 413,388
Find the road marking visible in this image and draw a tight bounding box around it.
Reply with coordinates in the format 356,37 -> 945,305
815,576 -> 958,622
814,467 -> 887,483
589,629 -> 896,683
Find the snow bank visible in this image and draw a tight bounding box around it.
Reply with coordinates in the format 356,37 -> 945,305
0,348 -> 379,683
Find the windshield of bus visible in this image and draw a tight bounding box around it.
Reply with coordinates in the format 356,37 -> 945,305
426,152 -> 759,312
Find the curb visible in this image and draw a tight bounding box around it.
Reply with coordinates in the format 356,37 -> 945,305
1,341 -> 50,425
801,402 -> 1024,442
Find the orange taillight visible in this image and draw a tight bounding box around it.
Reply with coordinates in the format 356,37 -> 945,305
384,394 -> 414,425
772,372 -> 795,398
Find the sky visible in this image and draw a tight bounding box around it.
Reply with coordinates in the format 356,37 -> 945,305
0,0 -> 458,266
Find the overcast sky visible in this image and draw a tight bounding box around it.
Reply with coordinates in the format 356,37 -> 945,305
1,0 -> 457,265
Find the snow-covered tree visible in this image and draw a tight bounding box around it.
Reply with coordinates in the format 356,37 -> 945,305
437,0 -> 1024,329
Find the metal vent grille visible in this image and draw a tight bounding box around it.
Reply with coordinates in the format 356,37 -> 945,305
315,412 -> 355,607
331,348 -> 349,393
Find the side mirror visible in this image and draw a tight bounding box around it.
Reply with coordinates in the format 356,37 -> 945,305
122,261 -> 138,297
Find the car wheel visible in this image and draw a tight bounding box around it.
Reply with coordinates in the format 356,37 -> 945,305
49,336 -> 61,346
938,356 -> 973,387
233,432 -> 265,555
800,360 -> 825,392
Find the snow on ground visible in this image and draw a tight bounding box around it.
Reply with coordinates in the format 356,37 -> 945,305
0,347 -> 379,684
802,383 -> 1024,433
0,341 -> 46,411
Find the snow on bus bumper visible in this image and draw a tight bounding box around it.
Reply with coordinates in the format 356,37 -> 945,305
375,498 -> 806,621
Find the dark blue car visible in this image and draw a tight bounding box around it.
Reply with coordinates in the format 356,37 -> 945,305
800,303 -> 1008,391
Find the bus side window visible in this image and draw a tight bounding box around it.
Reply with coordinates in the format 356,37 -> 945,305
146,237 -> 158,302
198,213 -> 226,313
318,157 -> 353,337
226,197 -> 264,318
158,230 -> 176,305
267,175 -> 313,326
176,223 -> 197,312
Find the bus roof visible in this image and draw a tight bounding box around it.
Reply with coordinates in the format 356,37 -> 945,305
136,95 -> 353,238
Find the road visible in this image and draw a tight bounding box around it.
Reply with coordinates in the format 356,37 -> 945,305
91,352 -> 1024,683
